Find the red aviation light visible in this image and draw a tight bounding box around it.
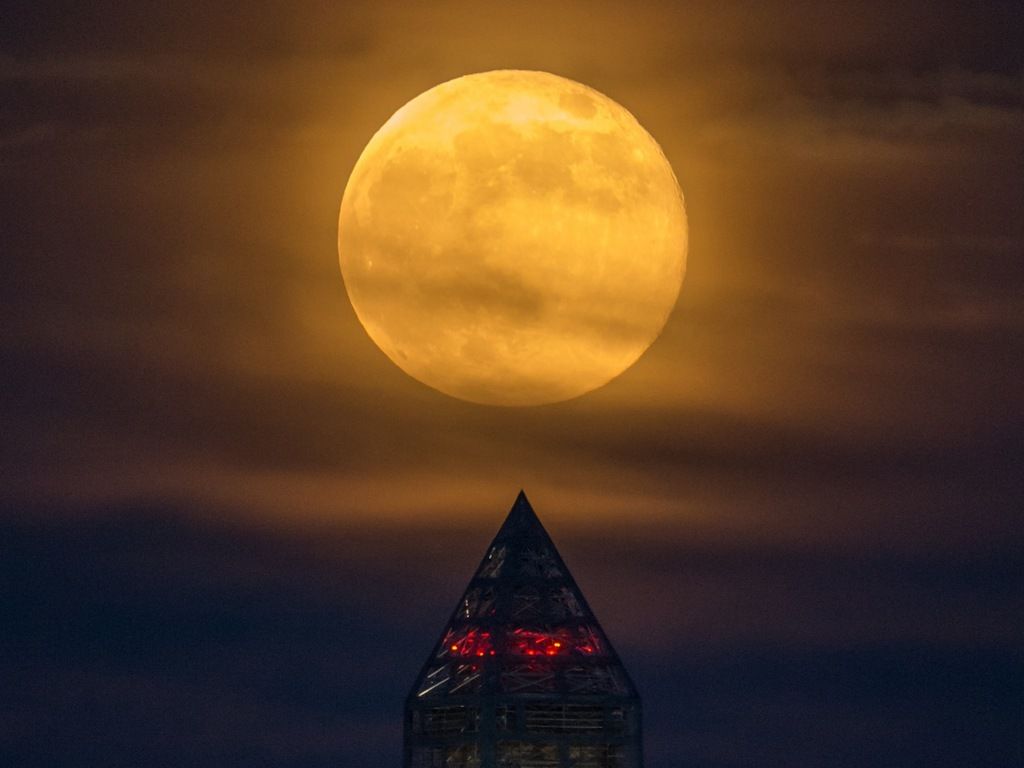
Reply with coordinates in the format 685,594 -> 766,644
445,628 -> 496,658
508,627 -> 602,657
444,626 -> 603,659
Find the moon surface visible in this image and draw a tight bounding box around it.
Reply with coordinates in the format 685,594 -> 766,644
338,70 -> 687,406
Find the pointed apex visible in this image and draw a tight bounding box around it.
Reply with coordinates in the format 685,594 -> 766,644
405,491 -> 642,765
495,490 -> 547,542
514,488 -> 531,510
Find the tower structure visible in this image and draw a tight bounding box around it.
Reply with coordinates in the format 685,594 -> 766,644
405,492 -> 642,768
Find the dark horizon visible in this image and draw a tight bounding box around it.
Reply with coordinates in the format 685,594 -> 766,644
4,493 -> 1021,766
2,1 -> 1022,766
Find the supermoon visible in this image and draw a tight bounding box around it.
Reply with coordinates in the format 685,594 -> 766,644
338,70 -> 687,406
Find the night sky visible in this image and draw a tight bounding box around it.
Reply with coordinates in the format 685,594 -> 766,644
2,2 -> 1023,766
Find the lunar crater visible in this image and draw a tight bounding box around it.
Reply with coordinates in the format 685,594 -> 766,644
338,70 -> 687,406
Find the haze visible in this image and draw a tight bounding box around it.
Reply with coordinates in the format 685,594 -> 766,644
2,2 -> 1021,766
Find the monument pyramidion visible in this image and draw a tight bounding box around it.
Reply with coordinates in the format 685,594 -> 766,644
405,491 -> 643,768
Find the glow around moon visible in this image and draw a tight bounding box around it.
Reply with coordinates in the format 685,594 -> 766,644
338,70 -> 687,406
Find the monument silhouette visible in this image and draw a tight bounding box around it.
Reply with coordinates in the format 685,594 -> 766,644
405,491 -> 643,767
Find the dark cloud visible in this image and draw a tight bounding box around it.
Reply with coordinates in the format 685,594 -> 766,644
2,1 -> 1023,763
0,3 -> 373,59
2,506 -> 1020,767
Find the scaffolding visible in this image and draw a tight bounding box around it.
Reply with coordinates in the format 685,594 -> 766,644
405,492 -> 643,768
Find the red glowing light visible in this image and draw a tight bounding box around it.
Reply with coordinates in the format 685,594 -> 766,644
507,627 -> 603,657
443,626 -> 603,659
509,628 -> 570,657
445,628 -> 494,658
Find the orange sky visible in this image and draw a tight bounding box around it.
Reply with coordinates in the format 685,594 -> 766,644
2,4 -> 1022,766
2,0 -> 1021,552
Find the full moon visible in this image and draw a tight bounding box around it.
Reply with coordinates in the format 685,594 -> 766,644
338,70 -> 687,406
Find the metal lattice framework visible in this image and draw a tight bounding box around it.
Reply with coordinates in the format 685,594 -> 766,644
405,492 -> 643,768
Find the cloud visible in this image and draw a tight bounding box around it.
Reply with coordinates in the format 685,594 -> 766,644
1,0 -> 1021,560
2,5 -> 1022,766
3,505 -> 1021,766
